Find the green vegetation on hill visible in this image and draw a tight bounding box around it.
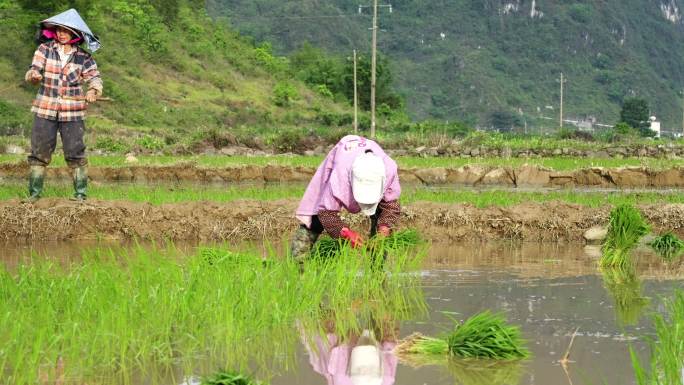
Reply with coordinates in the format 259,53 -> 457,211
0,0 -> 354,150
209,0 -> 684,130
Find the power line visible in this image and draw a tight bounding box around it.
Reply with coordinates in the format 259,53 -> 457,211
225,14 -> 367,20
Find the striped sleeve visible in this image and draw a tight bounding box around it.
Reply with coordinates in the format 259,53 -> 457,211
377,199 -> 401,229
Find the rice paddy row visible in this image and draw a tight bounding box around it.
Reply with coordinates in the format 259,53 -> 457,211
1,181 -> 683,208
0,243 -> 426,385
1,154 -> 684,170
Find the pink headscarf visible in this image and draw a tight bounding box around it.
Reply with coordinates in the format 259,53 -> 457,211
42,28 -> 83,45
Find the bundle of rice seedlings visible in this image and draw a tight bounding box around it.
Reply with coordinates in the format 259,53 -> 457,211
650,232 -> 684,260
600,205 -> 650,269
312,229 -> 423,260
201,370 -> 263,385
396,311 -> 530,360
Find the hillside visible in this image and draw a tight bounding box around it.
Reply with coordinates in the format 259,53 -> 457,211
0,0 -> 352,153
208,0 -> 684,132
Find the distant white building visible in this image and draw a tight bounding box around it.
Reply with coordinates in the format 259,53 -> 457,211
649,116 -> 661,138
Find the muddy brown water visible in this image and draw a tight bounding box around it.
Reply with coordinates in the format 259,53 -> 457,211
2,241 -> 682,385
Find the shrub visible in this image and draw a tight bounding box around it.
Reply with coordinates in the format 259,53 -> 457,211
270,129 -> 304,153
315,84 -> 333,98
94,137 -> 130,153
273,82 -> 298,107
137,134 -> 165,151
0,100 -> 30,136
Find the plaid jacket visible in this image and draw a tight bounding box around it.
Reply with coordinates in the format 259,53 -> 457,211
29,41 -> 103,122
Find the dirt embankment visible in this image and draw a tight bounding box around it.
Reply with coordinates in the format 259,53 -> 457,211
2,199 -> 683,242
2,163 -> 684,188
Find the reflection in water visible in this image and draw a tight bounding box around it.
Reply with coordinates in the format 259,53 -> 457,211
400,354 -> 524,385
301,313 -> 399,385
601,266 -> 649,326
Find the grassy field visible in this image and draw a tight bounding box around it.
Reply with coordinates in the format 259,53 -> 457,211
1,181 -> 682,208
1,154 -> 684,170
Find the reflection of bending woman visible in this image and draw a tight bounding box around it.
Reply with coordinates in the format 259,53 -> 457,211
302,321 -> 398,385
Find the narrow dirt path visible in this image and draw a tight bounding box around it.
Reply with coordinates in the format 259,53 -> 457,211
2,163 -> 684,188
2,199 -> 682,242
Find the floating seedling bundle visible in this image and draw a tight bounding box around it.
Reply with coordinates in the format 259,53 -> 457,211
201,370 -> 263,385
600,204 -> 650,268
396,311 -> 530,360
650,232 -> 684,260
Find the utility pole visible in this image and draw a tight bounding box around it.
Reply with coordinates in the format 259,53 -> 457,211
681,88 -> 684,137
558,72 -> 567,129
353,49 -> 358,133
370,0 -> 378,138
360,1 -> 392,139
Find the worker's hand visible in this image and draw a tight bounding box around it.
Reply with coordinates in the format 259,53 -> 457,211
25,69 -> 43,84
377,225 -> 391,238
340,227 -> 363,248
85,89 -> 98,103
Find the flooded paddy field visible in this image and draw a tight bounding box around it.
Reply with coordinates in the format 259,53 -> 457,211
2,240 -> 681,385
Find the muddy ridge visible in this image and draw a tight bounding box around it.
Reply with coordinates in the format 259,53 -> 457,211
2,163 -> 684,188
2,199 -> 683,242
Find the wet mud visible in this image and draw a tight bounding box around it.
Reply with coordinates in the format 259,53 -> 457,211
2,163 -> 684,188
2,199 -> 683,242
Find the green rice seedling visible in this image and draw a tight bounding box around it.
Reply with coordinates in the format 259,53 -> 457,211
311,229 -> 423,261
650,232 -> 684,261
631,290 -> 684,385
0,243 -> 426,385
600,205 -> 650,268
601,266 -> 649,326
3,180 -> 684,208
396,311 -> 530,360
3,153 -> 682,171
303,239 -> 428,339
201,370 -> 264,385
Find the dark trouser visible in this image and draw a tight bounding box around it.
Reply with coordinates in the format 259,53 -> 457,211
28,116 -> 87,168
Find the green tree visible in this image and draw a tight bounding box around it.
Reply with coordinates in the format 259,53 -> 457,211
17,0 -> 93,13
620,98 -> 652,136
149,0 -> 180,24
342,54 -> 402,111
489,110 -> 522,131
290,43 -> 343,95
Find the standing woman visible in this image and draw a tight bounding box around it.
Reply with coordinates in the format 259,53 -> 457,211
23,9 -> 103,202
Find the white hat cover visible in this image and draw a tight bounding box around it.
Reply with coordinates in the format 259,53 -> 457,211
349,344 -> 383,385
351,152 -> 385,216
